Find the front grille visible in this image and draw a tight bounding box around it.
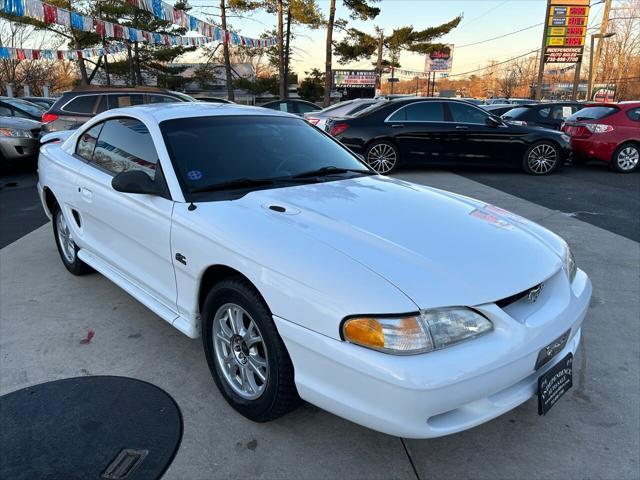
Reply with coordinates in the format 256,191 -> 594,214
495,283 -> 542,309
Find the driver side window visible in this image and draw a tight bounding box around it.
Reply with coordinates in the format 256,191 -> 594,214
92,118 -> 158,178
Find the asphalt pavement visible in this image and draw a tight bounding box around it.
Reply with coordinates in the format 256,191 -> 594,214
1,165 -> 639,479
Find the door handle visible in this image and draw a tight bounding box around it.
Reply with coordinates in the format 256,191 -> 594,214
455,125 -> 468,130
79,187 -> 93,202
391,124 -> 404,128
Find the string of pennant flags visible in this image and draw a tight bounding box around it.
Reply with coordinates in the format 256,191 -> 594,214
0,0 -> 278,61
0,40 -> 228,60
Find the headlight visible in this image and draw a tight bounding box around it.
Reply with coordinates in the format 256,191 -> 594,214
567,246 -> 577,283
0,128 -> 33,138
560,134 -> 571,143
342,308 -> 493,355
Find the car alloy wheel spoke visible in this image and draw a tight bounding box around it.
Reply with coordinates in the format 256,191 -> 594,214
529,145 -> 557,174
618,147 -> 639,170
368,144 -> 396,174
213,303 -> 268,400
56,212 -> 76,263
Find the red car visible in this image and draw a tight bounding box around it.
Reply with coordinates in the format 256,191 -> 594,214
562,101 -> 640,173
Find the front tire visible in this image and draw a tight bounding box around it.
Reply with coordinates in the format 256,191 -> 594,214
202,277 -> 300,422
610,143 -> 639,173
52,207 -> 92,275
364,140 -> 399,174
522,141 -> 561,175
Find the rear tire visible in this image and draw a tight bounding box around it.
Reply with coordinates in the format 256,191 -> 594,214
202,277 -> 300,422
364,140 -> 399,174
522,141 -> 561,175
610,143 -> 639,173
52,206 -> 93,275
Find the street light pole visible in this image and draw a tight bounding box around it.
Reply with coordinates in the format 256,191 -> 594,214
587,32 -> 615,101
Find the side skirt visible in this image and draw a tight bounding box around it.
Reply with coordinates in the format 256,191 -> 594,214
77,249 -> 199,338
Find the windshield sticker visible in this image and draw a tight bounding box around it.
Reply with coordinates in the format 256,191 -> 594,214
187,170 -> 203,181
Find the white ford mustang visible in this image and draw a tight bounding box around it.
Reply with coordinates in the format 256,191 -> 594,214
37,103 -> 592,438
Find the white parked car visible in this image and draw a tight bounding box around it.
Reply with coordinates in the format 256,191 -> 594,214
304,98 -> 379,130
37,103 -> 592,438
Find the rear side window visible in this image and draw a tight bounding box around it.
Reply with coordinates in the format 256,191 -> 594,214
63,95 -> 99,114
448,102 -> 488,124
626,108 -> 640,122
75,123 -> 103,161
147,94 -> 180,104
538,107 -> 551,118
296,102 -> 319,114
108,94 -> 144,109
92,118 -> 158,178
568,106 -> 618,121
389,102 -> 444,122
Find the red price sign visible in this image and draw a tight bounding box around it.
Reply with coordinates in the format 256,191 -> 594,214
567,26 -> 585,36
569,7 -> 587,15
567,17 -> 587,26
565,36 -> 583,46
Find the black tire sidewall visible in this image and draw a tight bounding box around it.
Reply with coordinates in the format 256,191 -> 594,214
201,279 -> 290,421
522,141 -> 560,175
364,140 -> 399,174
611,143 -> 639,173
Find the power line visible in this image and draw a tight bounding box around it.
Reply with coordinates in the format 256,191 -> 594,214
448,49 -> 540,77
456,23 -> 543,48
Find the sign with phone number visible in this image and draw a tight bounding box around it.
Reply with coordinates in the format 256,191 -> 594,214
544,0 -> 590,63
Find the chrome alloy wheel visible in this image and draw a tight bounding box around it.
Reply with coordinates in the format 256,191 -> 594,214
366,143 -> 397,174
213,303 -> 269,400
56,210 -> 76,264
527,143 -> 558,174
616,146 -> 639,171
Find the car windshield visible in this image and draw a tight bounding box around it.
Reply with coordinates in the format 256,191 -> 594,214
160,115 -> 371,195
567,106 -> 618,121
3,98 -> 45,116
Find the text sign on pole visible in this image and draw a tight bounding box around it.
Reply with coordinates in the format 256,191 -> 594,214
543,0 -> 590,63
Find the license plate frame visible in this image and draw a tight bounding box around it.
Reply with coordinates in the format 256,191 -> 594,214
537,352 -> 573,415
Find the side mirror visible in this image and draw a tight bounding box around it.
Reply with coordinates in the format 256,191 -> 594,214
486,115 -> 503,127
111,170 -> 158,195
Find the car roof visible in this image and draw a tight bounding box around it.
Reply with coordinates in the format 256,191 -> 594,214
101,102 -> 296,123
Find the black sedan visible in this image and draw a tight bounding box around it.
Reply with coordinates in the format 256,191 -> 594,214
501,102 -> 584,130
0,97 -> 45,121
327,98 -> 572,175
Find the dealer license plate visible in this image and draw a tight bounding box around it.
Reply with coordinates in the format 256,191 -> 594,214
537,353 -> 573,415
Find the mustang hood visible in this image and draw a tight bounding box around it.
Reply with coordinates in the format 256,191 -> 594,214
241,175 -> 564,309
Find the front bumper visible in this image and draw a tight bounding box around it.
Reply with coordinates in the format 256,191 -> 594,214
275,269 -> 592,438
0,137 -> 39,163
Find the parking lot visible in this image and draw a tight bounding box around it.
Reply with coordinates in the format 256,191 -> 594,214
1,165 -> 639,479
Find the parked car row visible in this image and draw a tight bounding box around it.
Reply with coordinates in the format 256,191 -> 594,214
2,89 -> 638,175
319,97 -> 639,175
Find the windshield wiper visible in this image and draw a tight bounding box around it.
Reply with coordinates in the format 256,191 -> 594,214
190,177 -> 275,193
291,166 -> 372,178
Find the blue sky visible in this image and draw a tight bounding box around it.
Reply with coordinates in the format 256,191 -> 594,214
188,0 -> 605,77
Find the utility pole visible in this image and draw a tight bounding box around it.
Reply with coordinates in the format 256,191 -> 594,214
376,30 -> 384,93
571,59 -> 582,100
593,0 -> 612,76
535,0 -> 551,100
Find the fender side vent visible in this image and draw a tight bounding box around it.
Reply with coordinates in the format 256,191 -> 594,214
101,449 -> 148,480
71,209 -> 82,227
269,205 -> 286,213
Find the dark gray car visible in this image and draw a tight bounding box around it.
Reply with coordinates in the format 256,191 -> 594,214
42,87 -> 196,132
0,117 -> 42,168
